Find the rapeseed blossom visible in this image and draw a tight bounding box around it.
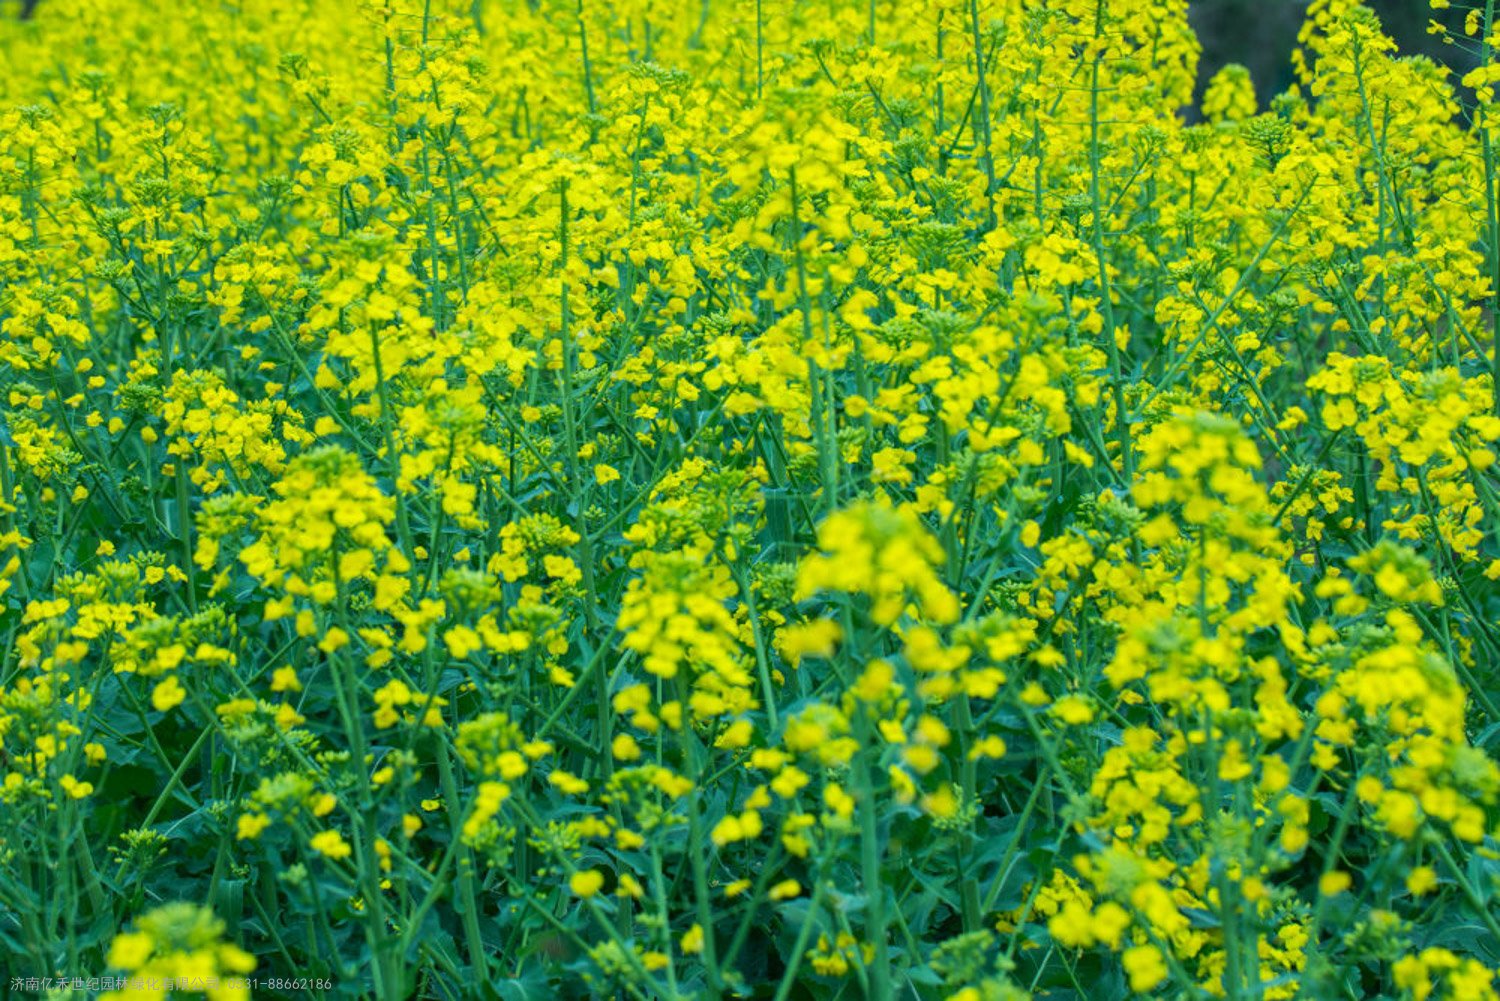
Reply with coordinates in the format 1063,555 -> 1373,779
0,0 -> 1498,998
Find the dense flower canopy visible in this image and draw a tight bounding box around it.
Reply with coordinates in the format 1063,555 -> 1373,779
1,0 -> 1499,998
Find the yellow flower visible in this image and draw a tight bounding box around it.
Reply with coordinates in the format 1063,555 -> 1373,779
611,733 -> 642,760
236,813 -> 271,841
1050,695 -> 1095,725
107,931 -> 154,971
1319,871 -> 1352,896
310,830 -> 352,860
769,879 -> 801,901
1019,683 -> 1050,707
569,869 -> 604,898
59,774 -> 93,799
1406,866 -> 1437,896
1122,944 -> 1167,992
151,676 -> 187,712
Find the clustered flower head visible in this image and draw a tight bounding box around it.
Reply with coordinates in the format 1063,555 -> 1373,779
102,903 -> 255,1001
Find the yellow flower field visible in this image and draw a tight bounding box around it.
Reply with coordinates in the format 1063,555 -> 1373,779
1,0 -> 1499,998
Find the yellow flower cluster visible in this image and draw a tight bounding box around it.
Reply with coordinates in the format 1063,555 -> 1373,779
103,903 -> 255,1001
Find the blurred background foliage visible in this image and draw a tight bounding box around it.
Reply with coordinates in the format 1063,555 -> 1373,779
0,1 -> 1485,119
